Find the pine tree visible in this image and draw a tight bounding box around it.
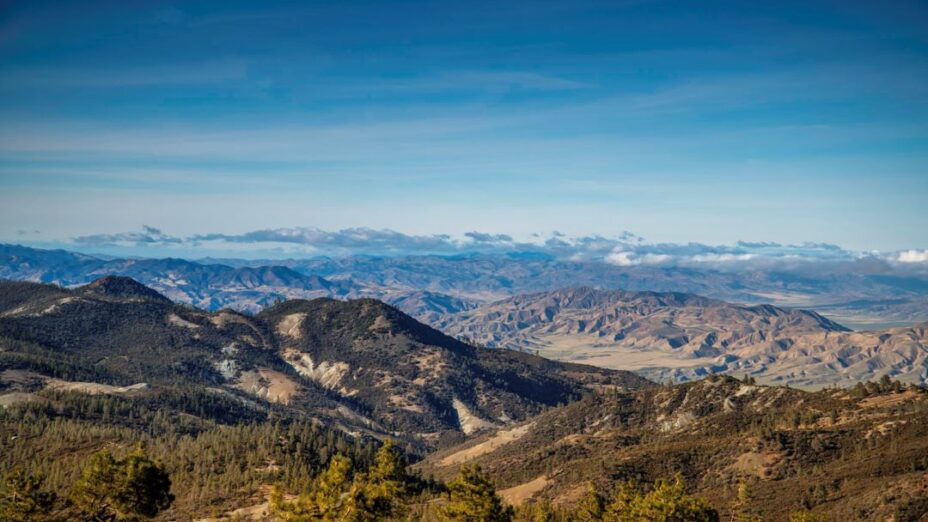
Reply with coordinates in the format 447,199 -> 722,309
604,475 -> 718,522
272,455 -> 357,522
70,447 -> 173,521
603,481 -> 638,521
729,479 -> 760,522
440,464 -> 514,522
70,450 -> 120,521
574,481 -> 606,521
316,455 -> 356,521
516,499 -> 560,521
116,446 -> 174,518
363,439 -> 408,519
0,468 -> 56,522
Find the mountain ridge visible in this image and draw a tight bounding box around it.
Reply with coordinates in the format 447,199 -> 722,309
0,277 -> 650,447
4,243 -> 928,328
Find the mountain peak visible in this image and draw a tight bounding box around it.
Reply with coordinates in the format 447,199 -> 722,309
261,296 -> 470,351
78,276 -> 171,303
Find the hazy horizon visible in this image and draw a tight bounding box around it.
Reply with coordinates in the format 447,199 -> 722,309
4,229 -> 928,275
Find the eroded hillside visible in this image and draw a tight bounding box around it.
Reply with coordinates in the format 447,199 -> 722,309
433,287 -> 928,388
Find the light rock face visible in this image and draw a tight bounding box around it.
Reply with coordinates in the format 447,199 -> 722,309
282,349 -> 351,394
168,313 -> 200,329
234,369 -> 300,405
452,398 -> 499,435
0,369 -> 149,400
213,359 -> 239,380
276,313 -> 307,340
433,287 -> 928,388
1,296 -> 85,318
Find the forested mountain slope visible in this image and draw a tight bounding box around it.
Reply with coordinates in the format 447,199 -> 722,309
421,374 -> 928,520
0,277 -> 648,447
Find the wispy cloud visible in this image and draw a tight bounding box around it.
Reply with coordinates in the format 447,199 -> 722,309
192,228 -> 459,254
372,71 -> 593,93
73,226 -> 183,247
0,60 -> 249,89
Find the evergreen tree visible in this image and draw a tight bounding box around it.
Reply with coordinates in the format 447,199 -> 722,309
574,482 -> 606,522
273,441 -> 415,521
71,451 -> 121,521
363,440 -> 408,519
440,464 -> 513,522
604,476 -> 718,522
313,455 -> 355,520
70,448 -> 173,521
515,499 -> 562,521
603,481 -> 638,520
272,455 -> 359,522
729,479 -> 761,522
117,446 -> 174,518
0,468 -> 56,522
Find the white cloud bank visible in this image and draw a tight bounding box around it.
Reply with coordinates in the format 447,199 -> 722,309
897,250 -> 928,263
65,226 -> 928,270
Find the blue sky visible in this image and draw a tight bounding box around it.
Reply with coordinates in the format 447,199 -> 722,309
0,0 -> 926,257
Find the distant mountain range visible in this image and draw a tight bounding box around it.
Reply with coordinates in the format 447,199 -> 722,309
432,287 -> 928,388
0,244 -> 354,311
2,244 -> 927,388
435,286 -> 850,352
3,243 -> 927,329
0,277 -> 647,449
